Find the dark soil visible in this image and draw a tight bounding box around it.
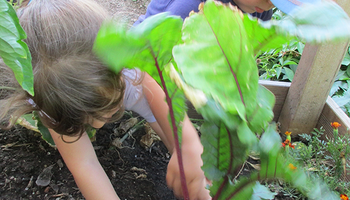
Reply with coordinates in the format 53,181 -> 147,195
0,113 -> 177,200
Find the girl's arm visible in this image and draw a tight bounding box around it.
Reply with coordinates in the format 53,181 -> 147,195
141,73 -> 211,199
49,129 -> 120,200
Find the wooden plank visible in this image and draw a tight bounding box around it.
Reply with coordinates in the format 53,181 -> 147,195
259,80 -> 290,121
278,42 -> 349,135
277,0 -> 350,136
317,96 -> 350,137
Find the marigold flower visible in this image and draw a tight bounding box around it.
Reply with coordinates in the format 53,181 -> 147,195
331,122 -> 341,129
340,194 -> 348,200
288,163 -> 297,171
285,131 -> 292,136
282,139 -> 295,149
288,143 -> 295,149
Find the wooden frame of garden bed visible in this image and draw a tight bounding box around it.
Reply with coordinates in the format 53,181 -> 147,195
260,0 -> 350,181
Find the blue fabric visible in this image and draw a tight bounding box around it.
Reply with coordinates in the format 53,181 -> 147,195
270,0 -> 320,14
134,0 -> 273,25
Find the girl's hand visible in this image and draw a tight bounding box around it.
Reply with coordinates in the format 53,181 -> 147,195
166,143 -> 211,200
141,73 -> 210,199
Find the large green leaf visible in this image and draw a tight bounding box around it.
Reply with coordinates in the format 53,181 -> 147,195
94,13 -> 182,81
173,0 -> 275,140
265,0 -> 350,43
173,0 -> 259,121
243,15 -> 292,55
0,0 -> 33,95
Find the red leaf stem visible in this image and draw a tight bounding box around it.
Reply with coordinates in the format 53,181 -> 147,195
152,52 -> 189,199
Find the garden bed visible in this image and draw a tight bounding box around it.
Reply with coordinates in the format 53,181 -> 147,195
0,114 -> 177,200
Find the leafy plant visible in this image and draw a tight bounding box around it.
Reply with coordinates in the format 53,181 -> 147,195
0,0 -> 33,95
93,0 -> 350,199
280,123 -> 350,198
330,46 -> 350,116
257,38 -> 303,81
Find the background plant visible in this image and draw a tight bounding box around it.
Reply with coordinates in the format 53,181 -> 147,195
257,38 -> 303,81
330,46 -> 350,116
278,124 -> 350,199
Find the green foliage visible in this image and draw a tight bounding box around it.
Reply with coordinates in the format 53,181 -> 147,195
257,39 -> 303,81
93,0 -> 350,199
0,0 -> 33,95
330,46 -> 350,116
284,127 -> 350,197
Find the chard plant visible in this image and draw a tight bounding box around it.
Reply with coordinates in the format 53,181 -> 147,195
93,0 -> 350,199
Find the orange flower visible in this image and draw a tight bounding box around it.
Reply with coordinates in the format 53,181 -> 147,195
288,163 -> 297,171
285,131 -> 292,136
281,139 -> 289,148
282,139 -> 295,149
288,143 -> 295,149
340,194 -> 348,200
331,122 -> 341,129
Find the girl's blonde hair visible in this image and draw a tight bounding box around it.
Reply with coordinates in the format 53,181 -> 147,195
0,0 -> 126,137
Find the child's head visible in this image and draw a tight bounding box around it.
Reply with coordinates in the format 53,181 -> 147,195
0,0 -> 125,137
232,0 -> 274,13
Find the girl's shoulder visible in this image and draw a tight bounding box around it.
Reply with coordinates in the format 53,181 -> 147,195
122,68 -> 142,80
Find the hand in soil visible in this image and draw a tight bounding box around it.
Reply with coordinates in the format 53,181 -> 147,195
166,147 -> 211,200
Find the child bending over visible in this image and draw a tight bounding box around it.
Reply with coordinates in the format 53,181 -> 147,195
134,0 -> 275,26
0,0 -> 210,199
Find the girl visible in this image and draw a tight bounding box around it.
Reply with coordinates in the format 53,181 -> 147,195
0,0 -> 210,199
